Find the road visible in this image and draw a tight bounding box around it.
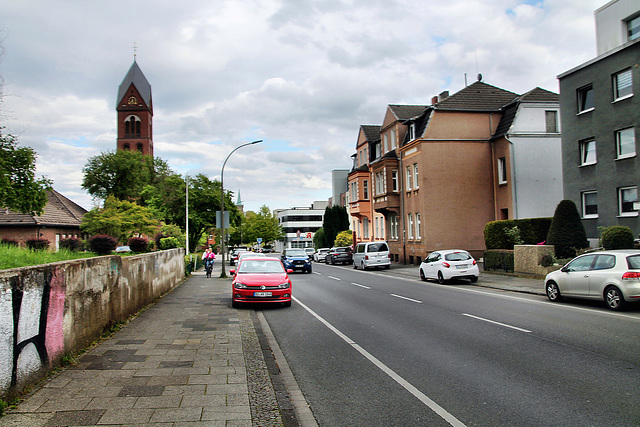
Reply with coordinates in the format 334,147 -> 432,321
260,262 -> 640,426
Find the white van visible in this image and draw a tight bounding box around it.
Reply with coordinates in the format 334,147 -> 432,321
353,241 -> 391,270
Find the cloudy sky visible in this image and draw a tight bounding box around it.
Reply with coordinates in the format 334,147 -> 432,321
1,0 -> 606,213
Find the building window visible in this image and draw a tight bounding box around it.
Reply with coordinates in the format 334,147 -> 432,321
545,110 -> 558,133
123,143 -> 130,151
389,215 -> 398,239
375,217 -> 379,239
498,157 -> 507,184
628,15 -> 640,41
383,134 -> 389,153
125,115 -> 141,137
413,164 -> 419,189
582,191 -> 598,218
406,166 -> 412,191
390,129 -> 397,149
363,180 -> 369,200
408,123 -> 415,141
407,214 -> 414,239
577,84 -> 594,113
363,218 -> 370,238
580,139 -> 597,165
613,69 -> 633,100
616,127 -> 636,159
350,181 -> 358,201
392,170 -> 398,192
136,143 -> 144,152
415,213 -> 421,240
375,142 -> 381,159
619,186 -> 638,216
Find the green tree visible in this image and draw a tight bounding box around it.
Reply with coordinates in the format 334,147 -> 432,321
313,228 -> 325,249
546,199 -> 589,258
243,205 -> 284,247
0,129 -> 51,215
82,150 -> 173,203
322,205 -> 349,247
334,230 -> 353,247
81,195 -> 160,244
600,226 -> 634,250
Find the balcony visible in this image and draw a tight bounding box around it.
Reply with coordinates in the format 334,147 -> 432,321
373,193 -> 400,214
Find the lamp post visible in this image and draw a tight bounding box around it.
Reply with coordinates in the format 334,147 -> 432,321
220,139 -> 262,278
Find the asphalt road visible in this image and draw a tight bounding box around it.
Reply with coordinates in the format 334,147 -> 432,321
260,262 -> 640,426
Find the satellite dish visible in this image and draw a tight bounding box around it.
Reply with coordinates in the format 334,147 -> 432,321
477,73 -> 482,82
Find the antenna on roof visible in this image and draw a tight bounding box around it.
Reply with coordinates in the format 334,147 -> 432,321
133,41 -> 137,61
477,73 -> 482,82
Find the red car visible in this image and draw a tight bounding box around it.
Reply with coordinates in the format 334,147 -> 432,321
230,257 -> 292,308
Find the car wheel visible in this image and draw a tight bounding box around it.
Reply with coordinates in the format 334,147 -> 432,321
419,269 -> 426,281
232,300 -> 240,308
361,261 -> 367,271
470,276 -> 478,283
283,301 -> 292,308
437,271 -> 446,284
546,281 -> 562,302
605,286 -> 625,311
384,265 -> 390,270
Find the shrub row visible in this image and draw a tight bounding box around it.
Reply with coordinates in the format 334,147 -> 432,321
483,249 -> 514,272
484,218 -> 552,250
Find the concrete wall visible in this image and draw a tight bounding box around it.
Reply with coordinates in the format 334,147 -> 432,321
0,249 -> 185,399
514,245 -> 558,278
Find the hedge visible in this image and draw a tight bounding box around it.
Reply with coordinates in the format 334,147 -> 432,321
483,249 -> 514,272
484,218 -> 552,249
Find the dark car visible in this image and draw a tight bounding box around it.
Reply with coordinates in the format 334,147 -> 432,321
281,248 -> 312,273
325,247 -> 353,265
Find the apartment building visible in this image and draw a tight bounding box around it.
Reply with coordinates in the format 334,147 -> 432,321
558,0 -> 640,245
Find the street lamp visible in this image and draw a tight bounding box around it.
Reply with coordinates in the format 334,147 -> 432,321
220,139 -> 262,278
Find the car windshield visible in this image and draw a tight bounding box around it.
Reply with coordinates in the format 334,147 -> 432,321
368,243 -> 388,252
238,260 -> 285,274
444,252 -> 471,262
335,248 -> 349,253
286,250 -> 307,257
626,255 -> 640,269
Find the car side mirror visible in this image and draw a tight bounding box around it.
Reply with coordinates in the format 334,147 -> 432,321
287,269 -> 293,273
561,266 -> 569,273
229,269 -> 236,275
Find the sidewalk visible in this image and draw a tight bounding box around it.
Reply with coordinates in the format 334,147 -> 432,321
1,267 -> 291,427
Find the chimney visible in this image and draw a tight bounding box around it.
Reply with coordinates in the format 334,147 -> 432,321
431,96 -> 438,105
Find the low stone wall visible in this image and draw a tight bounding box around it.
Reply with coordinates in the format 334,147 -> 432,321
0,249 -> 185,399
514,245 -> 559,278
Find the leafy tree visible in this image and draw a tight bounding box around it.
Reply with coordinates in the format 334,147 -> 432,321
313,228 -> 325,249
322,205 -> 349,247
546,200 -> 589,258
0,129 -> 51,215
334,230 -> 353,247
81,195 -> 160,244
82,150 -> 173,203
242,205 -> 284,247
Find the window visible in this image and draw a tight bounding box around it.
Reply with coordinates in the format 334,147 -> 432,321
389,215 -> 398,239
582,191 -> 598,218
136,143 -> 144,152
498,157 -> 507,184
616,127 -> 635,159
628,15 -> 640,41
406,166 -> 412,191
350,181 -> 358,201
375,142 -> 381,159
407,214 -> 414,239
408,124 -> 415,141
545,110 -> 558,133
392,170 -> 398,192
123,143 -> 130,151
383,134 -> 389,153
363,180 -> 369,200
613,69 -> 633,100
577,85 -> 594,113
390,129 -> 397,149
413,164 -> 419,189
363,218 -> 369,238
375,217 -> 379,239
124,115 -> 141,137
415,213 -> 421,240
580,139 -> 597,165
619,186 -> 638,216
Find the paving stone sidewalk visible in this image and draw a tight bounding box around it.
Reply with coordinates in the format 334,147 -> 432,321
1,268 -> 288,427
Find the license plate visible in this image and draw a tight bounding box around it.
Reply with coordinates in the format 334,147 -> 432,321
254,292 -> 272,297
456,265 -> 468,269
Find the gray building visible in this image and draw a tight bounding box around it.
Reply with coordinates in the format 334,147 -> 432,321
274,201 -> 328,252
558,0 -> 640,245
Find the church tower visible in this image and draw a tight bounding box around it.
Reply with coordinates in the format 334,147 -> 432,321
116,61 -> 153,156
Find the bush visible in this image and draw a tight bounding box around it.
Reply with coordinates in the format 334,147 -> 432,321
88,234 -> 118,255
546,200 -> 588,259
159,237 -> 180,250
127,237 -> 149,253
334,230 -> 353,247
155,224 -> 185,249
540,254 -> 555,267
484,218 -> 552,249
483,250 -> 514,272
600,226 -> 634,250
25,238 -> 50,250
1,238 -> 19,246
59,237 -> 84,252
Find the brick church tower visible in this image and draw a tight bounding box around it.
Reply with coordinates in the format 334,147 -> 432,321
116,61 -> 153,156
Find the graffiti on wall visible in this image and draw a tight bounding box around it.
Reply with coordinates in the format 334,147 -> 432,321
0,267 -> 65,393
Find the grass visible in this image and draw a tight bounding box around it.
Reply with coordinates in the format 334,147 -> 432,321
0,244 -> 99,270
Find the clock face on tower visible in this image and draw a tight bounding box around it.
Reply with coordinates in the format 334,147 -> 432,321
127,96 -> 137,105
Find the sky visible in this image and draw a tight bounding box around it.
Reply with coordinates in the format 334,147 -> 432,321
1,0 -> 608,213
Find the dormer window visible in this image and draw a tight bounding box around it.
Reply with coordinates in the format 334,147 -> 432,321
408,123 -> 416,141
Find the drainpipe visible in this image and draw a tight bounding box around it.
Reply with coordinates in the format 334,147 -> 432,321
489,113 -> 498,220
399,151 -> 406,264
506,136 -> 517,219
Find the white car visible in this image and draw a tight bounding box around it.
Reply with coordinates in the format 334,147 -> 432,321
544,249 -> 640,311
314,248 -> 331,263
419,249 -> 479,284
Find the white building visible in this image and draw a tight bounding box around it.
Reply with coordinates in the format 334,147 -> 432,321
275,201 -> 328,252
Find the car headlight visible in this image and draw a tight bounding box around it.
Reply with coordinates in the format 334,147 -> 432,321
278,282 -> 290,289
234,282 -> 248,289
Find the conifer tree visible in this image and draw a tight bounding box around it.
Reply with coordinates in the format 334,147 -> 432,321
546,199 -> 589,258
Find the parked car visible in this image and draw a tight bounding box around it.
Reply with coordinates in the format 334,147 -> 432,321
237,251 -> 265,266
305,247 -> 316,258
544,250 -> 640,311
230,248 -> 249,266
230,257 -> 292,308
419,250 -> 479,284
115,245 -> 131,253
353,241 -> 391,270
325,247 -> 353,265
281,248 -> 312,273
314,248 -> 331,263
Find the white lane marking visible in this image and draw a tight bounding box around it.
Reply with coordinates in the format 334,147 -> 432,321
328,276 -> 341,281
351,282 -> 371,289
294,296 -> 466,427
462,313 -> 532,333
390,294 -> 423,304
